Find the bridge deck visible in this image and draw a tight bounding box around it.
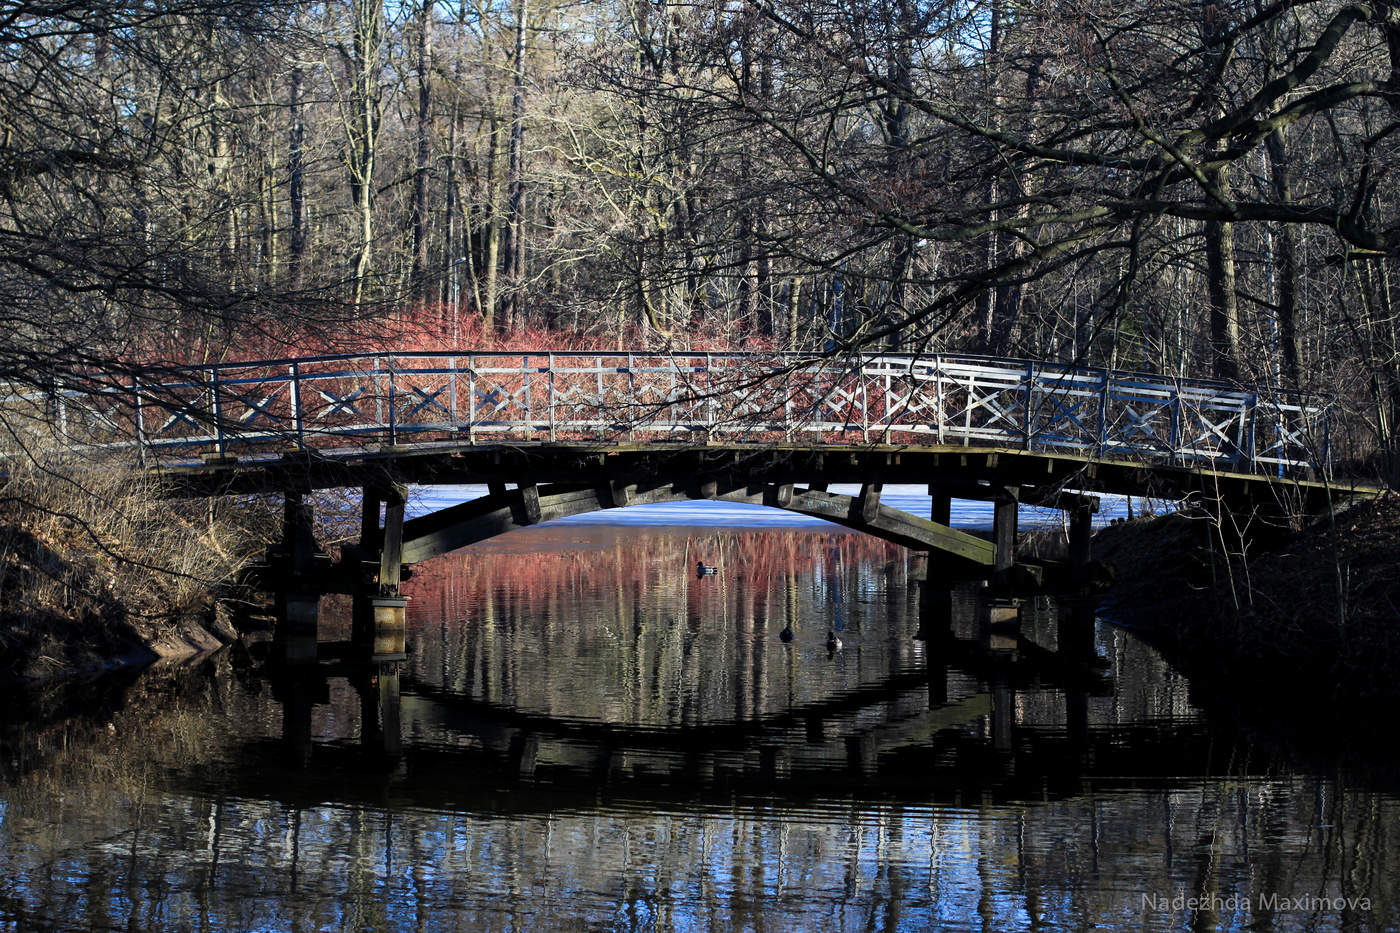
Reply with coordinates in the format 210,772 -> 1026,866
161,440 -> 1364,515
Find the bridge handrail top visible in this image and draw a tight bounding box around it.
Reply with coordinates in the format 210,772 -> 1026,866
27,349 -> 1331,406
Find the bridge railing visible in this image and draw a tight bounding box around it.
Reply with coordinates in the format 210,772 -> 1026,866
2,351 -> 1332,475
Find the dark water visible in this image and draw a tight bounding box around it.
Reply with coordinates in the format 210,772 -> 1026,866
2,525 -> 1398,932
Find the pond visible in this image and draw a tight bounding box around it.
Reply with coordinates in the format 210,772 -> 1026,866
0,514 -> 1395,932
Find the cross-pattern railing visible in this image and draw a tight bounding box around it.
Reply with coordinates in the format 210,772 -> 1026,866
4,351 -> 1332,475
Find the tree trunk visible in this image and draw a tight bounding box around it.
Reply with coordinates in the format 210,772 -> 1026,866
1204,167 -> 1241,382
1265,127 -> 1302,387
412,0 -> 434,300
288,65 -> 306,289
347,0 -> 384,307
500,0 -> 528,331
483,119 -> 502,331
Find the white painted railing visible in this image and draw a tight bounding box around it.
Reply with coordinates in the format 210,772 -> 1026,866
4,351 -> 1331,474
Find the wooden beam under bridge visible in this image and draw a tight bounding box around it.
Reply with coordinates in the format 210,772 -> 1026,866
395,480 -> 994,569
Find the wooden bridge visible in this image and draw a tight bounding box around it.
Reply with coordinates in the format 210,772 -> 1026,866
1,350 -> 1352,665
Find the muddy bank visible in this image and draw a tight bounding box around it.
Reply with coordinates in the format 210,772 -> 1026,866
0,583 -> 241,686
1094,494 -> 1400,717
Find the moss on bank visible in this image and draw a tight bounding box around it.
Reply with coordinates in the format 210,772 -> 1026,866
1094,494 -> 1400,710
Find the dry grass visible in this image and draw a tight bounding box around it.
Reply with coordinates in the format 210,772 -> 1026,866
1,425 -> 276,680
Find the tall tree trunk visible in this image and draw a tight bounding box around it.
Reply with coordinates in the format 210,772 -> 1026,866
1204,168 -> 1241,382
412,0 -> 434,300
975,1 -> 1003,353
482,119 -> 502,331
346,0 -> 384,306
736,45 -> 755,329
288,65 -> 306,289
443,85 -> 460,322
1265,127 -> 1302,387
500,0 -> 528,331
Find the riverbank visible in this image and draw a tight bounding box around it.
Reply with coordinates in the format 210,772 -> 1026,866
0,451 -> 273,684
1094,492 -> 1400,714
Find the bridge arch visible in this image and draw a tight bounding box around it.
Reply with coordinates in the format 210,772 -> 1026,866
397,480 -> 993,570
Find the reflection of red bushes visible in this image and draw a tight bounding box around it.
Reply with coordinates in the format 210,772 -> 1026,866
405,527 -> 904,622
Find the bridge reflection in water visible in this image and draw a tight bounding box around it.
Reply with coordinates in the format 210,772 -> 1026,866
262,526 -> 1171,798
4,526 -> 1399,932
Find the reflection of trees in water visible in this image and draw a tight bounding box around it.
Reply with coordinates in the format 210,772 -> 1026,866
0,596 -> 1394,924
407,527 -> 907,616
404,528 -> 923,728
3,533 -> 1398,930
7,733 -> 1398,932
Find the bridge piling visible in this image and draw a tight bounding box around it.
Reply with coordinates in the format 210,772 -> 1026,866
916,580 -> 953,642
915,485 -> 956,643
276,490 -> 320,664
354,666 -> 403,759
1057,599 -> 1097,665
1069,499 -> 1096,585
351,483 -> 410,663
992,486 -> 1020,580
979,599 -> 1021,655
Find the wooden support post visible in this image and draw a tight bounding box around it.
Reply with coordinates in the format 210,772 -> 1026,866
916,578 -> 953,643
993,486 -> 1020,577
359,666 -> 403,758
854,483 -> 882,524
379,485 -> 406,597
278,489 -> 318,664
378,668 -> 402,757
281,679 -> 316,768
929,485 -> 952,527
368,597 -> 408,662
979,596 -> 1020,654
284,490 -> 316,578
1070,501 -> 1094,584
1058,598 -> 1097,665
845,734 -> 877,777
360,487 -> 382,553
606,481 -> 631,507
926,650 -> 948,708
509,732 -> 540,778
990,673 -> 1014,756
760,745 -> 791,780
279,594 -> 320,665
354,483 -> 408,664
1066,688 -> 1089,751
519,483 -> 542,523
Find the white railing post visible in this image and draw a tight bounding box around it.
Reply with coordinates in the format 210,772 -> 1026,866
289,362 -> 305,450
210,365 -> 225,458
627,351 -> 636,440
387,355 -> 397,446
548,352 -> 557,441
467,355 -> 476,443
522,354 -> 533,440
1022,360 -> 1035,450
132,377 -> 147,465
449,354 -> 459,433
934,355 -> 945,444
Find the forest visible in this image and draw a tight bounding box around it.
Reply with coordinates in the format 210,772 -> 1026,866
2,0 -> 1400,469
